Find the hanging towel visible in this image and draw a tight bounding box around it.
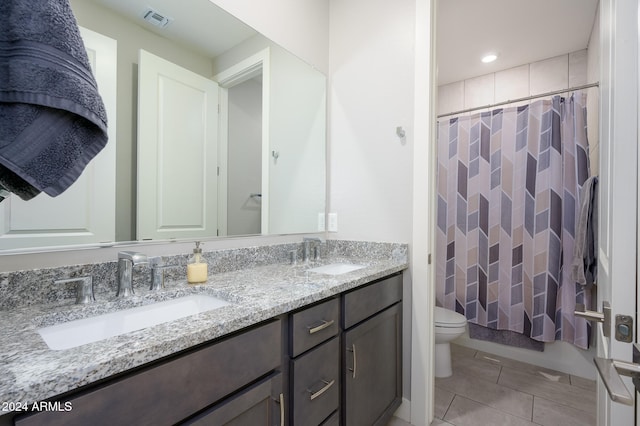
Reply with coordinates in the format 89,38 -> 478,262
0,0 -> 108,200
572,175 -> 598,287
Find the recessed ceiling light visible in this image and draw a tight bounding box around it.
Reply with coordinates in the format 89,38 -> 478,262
482,54 -> 498,63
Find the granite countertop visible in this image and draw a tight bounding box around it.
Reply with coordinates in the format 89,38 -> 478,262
0,255 -> 408,406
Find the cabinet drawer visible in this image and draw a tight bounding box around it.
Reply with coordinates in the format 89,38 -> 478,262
320,410 -> 339,426
182,372 -> 283,426
343,273 -> 402,329
291,337 -> 339,426
290,297 -> 339,357
16,320 -> 281,426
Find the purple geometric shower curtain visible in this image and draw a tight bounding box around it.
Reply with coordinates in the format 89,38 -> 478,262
435,93 -> 591,349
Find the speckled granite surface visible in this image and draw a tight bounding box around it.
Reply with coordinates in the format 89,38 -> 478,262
0,240 -> 408,406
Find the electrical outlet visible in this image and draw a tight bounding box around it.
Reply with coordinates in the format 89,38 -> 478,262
317,213 -> 326,232
328,213 -> 338,232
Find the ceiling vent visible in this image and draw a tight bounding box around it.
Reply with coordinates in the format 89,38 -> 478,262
142,7 -> 172,28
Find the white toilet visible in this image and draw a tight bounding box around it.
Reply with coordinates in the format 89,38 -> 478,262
434,306 -> 467,378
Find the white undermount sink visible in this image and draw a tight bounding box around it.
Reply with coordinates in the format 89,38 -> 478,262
37,294 -> 231,350
307,263 -> 366,275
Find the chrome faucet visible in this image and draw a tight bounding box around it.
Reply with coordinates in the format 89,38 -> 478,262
55,276 -> 94,304
149,256 -> 178,291
303,237 -> 323,263
117,251 -> 149,298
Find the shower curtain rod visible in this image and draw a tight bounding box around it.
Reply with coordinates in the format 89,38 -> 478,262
437,81 -> 600,119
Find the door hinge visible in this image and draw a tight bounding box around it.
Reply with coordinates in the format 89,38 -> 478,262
217,166 -> 220,176
428,253 -> 432,265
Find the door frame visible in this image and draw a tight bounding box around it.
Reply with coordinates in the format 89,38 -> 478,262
410,0 -> 437,425
597,0 -> 638,424
214,48 -> 271,236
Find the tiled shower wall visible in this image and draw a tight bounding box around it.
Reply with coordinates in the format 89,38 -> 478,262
437,48 -> 600,175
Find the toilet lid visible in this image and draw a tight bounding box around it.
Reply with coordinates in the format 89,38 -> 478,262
435,306 -> 467,327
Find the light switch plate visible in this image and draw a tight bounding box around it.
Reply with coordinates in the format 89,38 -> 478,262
317,213 -> 326,232
328,213 -> 338,232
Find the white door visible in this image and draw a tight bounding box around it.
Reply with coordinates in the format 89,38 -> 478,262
137,50 -> 219,241
0,27 -> 117,250
593,0 -> 638,424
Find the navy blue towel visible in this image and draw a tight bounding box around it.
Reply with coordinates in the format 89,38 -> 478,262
0,0 -> 108,200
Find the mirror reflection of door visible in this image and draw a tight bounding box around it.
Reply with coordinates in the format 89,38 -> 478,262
227,75 -> 262,236
137,49 -> 219,241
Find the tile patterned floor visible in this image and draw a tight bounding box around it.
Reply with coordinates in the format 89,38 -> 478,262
436,344 -> 596,426
387,343 -> 597,426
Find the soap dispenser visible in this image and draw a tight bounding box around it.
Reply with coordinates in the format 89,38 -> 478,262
187,241 -> 208,283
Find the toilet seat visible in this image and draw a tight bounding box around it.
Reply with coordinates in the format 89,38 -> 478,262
435,306 -> 467,328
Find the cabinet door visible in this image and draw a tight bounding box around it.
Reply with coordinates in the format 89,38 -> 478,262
343,303 -> 402,426
182,372 -> 283,426
291,337 -> 339,426
15,320 -> 281,426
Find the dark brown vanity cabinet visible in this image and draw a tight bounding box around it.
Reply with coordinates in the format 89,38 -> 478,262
15,320 -> 283,426
287,297 -> 341,426
10,272 -> 403,426
342,274 -> 403,426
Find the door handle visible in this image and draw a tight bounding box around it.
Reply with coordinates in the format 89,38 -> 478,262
575,301 -> 611,337
594,356 -> 640,406
307,319 -> 334,335
307,379 -> 335,401
347,344 -> 357,379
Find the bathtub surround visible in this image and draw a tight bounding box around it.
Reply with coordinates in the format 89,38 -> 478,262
436,93 -> 591,349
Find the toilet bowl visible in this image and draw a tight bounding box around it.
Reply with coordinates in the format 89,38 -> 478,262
434,306 -> 467,378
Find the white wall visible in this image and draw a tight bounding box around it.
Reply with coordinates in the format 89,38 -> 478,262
329,1 -> 434,424
329,0 -> 415,244
268,46 -> 327,234
210,0 -> 329,74
227,79 -> 262,235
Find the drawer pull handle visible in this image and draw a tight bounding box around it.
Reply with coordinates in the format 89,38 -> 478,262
279,393 -> 285,426
307,319 -> 335,334
308,379 -> 335,401
347,344 -> 357,379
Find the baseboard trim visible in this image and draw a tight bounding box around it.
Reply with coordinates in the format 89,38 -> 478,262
393,397 -> 411,422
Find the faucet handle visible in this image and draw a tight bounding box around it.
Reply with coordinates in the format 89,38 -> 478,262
149,257 -> 179,291
302,237 -> 323,262
55,276 -> 94,304
118,251 -> 149,266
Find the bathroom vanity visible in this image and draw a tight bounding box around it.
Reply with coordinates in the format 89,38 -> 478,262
0,241 -> 407,426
